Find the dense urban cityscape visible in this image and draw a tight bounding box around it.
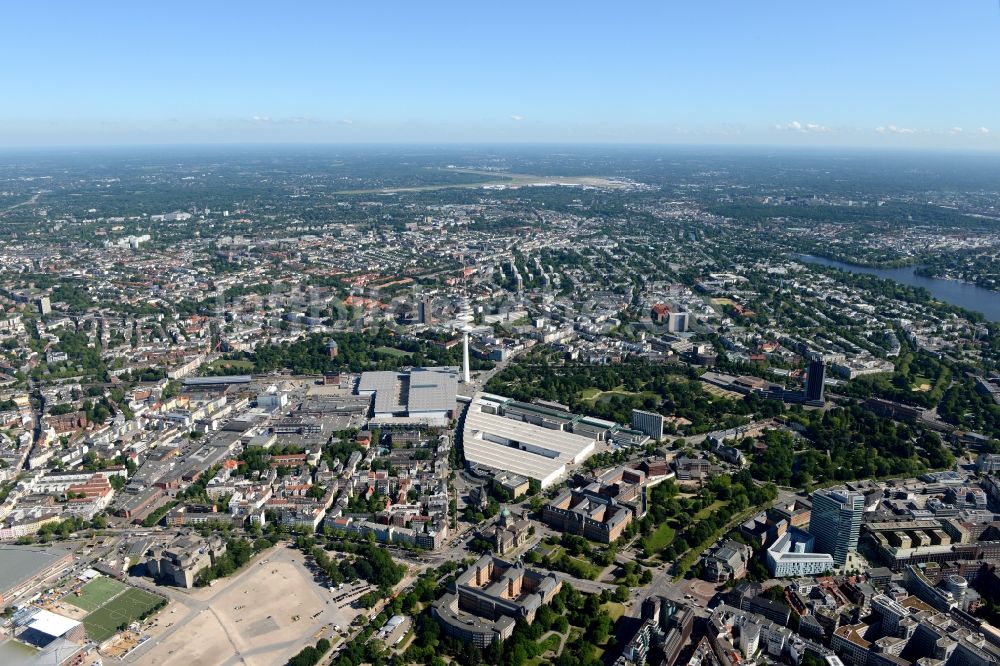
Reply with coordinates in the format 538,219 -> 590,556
1,146 -> 1000,666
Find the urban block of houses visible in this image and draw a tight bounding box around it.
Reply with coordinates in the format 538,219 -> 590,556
432,555 -> 561,647
541,486 -> 632,543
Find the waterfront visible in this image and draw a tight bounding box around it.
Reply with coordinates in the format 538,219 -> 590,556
796,254 -> 1000,321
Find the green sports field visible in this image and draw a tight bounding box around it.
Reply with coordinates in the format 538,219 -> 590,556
82,587 -> 165,642
64,577 -> 129,613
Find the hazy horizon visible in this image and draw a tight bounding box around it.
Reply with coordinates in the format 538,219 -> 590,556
3,1 -> 999,149
4,141 -> 1000,156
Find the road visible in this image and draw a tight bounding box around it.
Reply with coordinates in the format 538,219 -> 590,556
456,343 -> 529,398
0,190 -> 42,214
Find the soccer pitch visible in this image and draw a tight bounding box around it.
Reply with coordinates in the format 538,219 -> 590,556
64,577 -> 129,613
82,587 -> 165,642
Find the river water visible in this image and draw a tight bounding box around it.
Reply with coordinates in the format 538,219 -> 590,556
795,254 -> 1000,321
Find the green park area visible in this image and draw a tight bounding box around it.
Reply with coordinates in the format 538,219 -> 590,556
64,577 -> 129,613
641,520 -> 677,553
202,358 -> 255,374
375,346 -> 408,357
66,578 -> 166,643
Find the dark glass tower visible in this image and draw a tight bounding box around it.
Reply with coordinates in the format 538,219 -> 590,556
806,358 -> 825,402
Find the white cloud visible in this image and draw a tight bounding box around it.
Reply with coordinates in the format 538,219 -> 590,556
510,115 -> 525,121
875,124 -> 916,135
338,119 -> 353,125
774,120 -> 830,133
979,126 -> 990,135
950,127 -> 964,134
249,115 -> 326,125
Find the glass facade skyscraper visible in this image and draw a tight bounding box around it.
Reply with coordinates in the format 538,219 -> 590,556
809,486 -> 864,566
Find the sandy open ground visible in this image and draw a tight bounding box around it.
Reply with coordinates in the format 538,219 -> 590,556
131,546 -> 361,666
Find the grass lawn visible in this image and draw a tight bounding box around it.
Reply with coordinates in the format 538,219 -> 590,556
642,520 -> 677,552
595,390 -> 657,405
693,500 -> 727,521
578,384 -> 658,406
538,633 -> 561,652
551,549 -> 601,580
564,554 -> 601,580
673,504 -> 760,580
375,346 -> 408,357
82,587 -> 165,642
203,358 -> 254,374
544,545 -> 601,580
601,602 -> 626,622
527,632 -> 565,666
65,577 -> 128,613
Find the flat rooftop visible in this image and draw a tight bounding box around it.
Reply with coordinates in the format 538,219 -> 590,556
463,393 -> 596,487
183,375 -> 251,386
26,609 -> 80,638
408,367 -> 459,414
0,547 -> 71,598
358,367 -> 457,417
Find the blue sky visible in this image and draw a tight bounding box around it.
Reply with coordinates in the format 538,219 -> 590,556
2,1 -> 999,148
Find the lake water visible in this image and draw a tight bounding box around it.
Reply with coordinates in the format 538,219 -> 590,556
795,254 -> 1000,322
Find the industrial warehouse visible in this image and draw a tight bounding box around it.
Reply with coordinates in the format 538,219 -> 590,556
357,366 -> 459,427
462,393 -> 602,488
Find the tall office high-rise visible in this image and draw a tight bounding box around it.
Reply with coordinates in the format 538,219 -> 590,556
666,311 -> 689,333
871,595 -> 910,637
418,298 -> 434,325
809,486 -> 864,566
631,409 -> 665,440
805,358 -> 825,402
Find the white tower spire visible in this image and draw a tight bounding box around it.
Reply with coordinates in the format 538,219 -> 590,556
459,255 -> 473,384
462,328 -> 471,384
460,297 -> 473,384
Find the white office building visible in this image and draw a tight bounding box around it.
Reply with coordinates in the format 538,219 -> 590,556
630,409 -> 664,440
767,529 -> 835,577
